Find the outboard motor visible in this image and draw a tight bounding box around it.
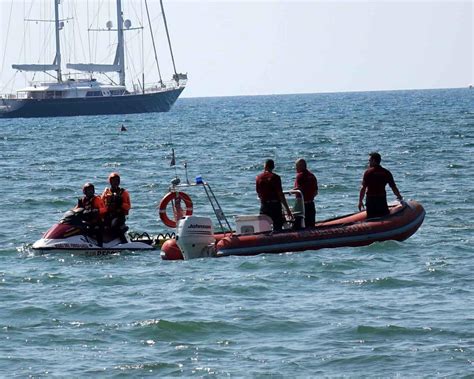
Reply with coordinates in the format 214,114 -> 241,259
176,216 -> 216,259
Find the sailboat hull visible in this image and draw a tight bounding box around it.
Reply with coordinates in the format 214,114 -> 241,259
0,87 -> 184,118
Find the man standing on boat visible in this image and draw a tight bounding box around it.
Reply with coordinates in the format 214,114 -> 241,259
256,159 -> 293,231
358,152 -> 403,218
78,182 -> 106,247
294,158 -> 318,228
101,173 -> 131,243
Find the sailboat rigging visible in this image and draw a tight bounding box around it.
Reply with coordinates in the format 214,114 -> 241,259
0,0 -> 187,118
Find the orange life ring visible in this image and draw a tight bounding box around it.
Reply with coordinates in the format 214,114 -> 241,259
158,191 -> 193,228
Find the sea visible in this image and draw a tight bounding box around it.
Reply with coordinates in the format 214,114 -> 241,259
0,88 -> 473,377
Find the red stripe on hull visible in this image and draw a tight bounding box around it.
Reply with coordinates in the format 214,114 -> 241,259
216,201 -> 425,257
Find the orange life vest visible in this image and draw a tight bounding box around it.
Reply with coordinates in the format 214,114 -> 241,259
101,187 -> 131,216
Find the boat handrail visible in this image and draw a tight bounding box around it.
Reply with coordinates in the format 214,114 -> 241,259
283,189 -> 305,216
134,79 -> 187,94
0,93 -> 17,100
170,178 -> 233,234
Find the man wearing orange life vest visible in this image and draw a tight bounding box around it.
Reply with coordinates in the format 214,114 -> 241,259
101,172 -> 131,243
77,182 -> 107,246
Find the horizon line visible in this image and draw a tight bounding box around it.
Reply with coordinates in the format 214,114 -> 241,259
180,85 -> 471,100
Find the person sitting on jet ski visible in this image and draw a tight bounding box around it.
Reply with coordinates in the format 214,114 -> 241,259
101,172 -> 131,244
77,182 -> 107,247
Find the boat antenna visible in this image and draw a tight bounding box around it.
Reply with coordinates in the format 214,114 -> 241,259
184,161 -> 190,184
170,148 -> 178,179
159,0 -> 179,84
144,0 -> 163,86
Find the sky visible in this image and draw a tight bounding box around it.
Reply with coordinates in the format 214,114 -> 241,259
0,0 -> 472,98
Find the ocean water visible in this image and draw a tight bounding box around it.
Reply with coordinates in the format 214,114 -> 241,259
0,88 -> 473,376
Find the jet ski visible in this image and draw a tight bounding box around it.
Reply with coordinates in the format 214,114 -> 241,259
32,208 -> 157,256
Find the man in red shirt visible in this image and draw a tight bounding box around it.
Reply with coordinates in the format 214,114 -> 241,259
256,159 -> 292,231
294,158 -> 318,228
358,152 -> 403,219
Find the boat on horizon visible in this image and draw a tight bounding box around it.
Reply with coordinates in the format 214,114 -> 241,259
0,0 -> 186,119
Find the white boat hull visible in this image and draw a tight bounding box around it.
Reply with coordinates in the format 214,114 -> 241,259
32,235 -> 154,256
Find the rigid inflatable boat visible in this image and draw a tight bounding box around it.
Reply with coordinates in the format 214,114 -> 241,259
215,200 -> 425,257
159,178 -> 425,260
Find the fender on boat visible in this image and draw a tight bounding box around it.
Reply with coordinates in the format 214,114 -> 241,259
160,238 -> 184,260
160,232 -> 229,261
215,200 -> 425,257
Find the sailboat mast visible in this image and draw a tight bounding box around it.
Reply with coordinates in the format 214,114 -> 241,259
144,0 -> 163,86
54,0 -> 62,82
116,0 -> 126,86
159,0 -> 178,81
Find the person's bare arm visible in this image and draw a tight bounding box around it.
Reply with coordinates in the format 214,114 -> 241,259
358,184 -> 367,211
390,183 -> 403,201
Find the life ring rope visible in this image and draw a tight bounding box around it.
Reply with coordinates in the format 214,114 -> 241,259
158,191 -> 193,228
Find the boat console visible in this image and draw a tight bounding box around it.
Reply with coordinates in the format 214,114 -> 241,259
234,215 -> 272,235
